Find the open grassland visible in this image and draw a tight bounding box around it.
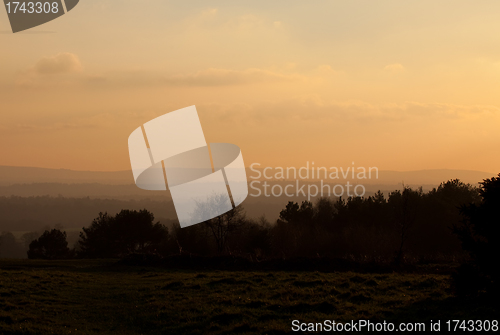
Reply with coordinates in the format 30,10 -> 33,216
0,259 -> 497,334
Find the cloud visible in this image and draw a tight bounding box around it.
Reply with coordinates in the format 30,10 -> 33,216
15,53 -> 85,87
34,53 -> 83,75
384,63 -> 405,73
163,68 -> 303,86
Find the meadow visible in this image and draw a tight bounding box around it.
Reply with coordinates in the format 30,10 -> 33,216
0,259 -> 497,334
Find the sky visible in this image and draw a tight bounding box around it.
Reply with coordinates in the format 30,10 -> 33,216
0,0 -> 499,173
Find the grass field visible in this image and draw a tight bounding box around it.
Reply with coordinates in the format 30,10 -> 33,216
0,259 -> 497,334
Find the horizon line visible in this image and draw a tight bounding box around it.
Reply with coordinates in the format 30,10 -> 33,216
0,164 -> 496,175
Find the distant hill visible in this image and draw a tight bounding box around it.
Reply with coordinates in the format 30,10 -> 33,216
0,165 -> 494,187
0,183 -> 170,200
363,169 -> 495,186
0,165 -> 495,232
0,165 -> 133,186
0,196 -> 177,232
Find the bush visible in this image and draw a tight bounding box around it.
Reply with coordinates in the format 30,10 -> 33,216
78,209 -> 169,258
27,229 -> 70,259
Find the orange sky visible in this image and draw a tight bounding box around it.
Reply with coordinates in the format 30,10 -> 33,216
1,1 -> 499,173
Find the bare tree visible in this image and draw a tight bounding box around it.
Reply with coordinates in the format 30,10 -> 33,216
188,193 -> 247,254
206,205 -> 246,254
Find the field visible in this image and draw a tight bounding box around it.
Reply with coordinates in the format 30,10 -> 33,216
0,259 -> 497,334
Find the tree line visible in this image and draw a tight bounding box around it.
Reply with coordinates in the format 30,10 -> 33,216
2,176 -> 498,295
17,177 -> 482,260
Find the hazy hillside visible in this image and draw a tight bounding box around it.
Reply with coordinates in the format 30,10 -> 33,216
0,165 -> 495,233
0,196 -> 177,232
0,165 -> 494,186
0,166 -> 133,186
0,183 -> 170,200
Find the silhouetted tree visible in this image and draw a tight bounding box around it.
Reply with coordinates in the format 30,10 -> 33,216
278,201 -> 314,225
233,216 -> 272,259
78,209 -> 168,258
313,197 -> 336,227
204,205 -> 247,254
27,229 -> 70,259
22,231 -> 41,251
389,186 -> 422,264
454,174 -> 500,296
415,179 -> 480,257
172,221 -> 213,255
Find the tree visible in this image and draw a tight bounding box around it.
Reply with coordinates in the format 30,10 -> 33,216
204,205 -> 246,254
22,231 -> 41,251
389,186 -> 422,264
273,200 -> 316,258
187,193 -> 248,254
278,201 -> 313,225
172,221 -> 212,255
27,229 -> 70,259
453,174 -> 500,296
313,197 -> 336,228
78,209 -> 168,258
432,179 -> 480,205
416,179 -> 480,257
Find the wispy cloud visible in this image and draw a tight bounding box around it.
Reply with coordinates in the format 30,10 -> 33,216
15,52 -> 84,88
163,68 -> 303,86
34,53 -> 83,75
198,99 -> 500,125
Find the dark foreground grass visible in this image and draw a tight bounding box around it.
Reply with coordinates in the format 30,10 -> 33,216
0,259 -> 497,334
